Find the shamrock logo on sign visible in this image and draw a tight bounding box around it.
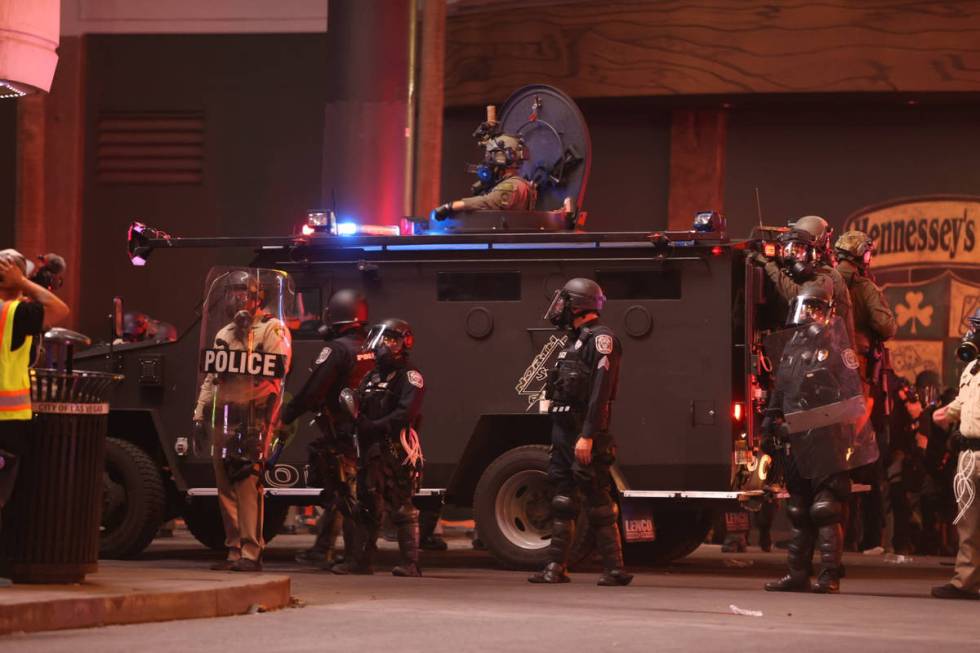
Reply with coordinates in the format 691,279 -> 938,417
895,291 -> 934,335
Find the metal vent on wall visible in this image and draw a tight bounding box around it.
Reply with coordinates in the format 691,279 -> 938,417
96,112 -> 204,184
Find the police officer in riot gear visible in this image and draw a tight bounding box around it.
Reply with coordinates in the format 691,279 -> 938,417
529,278 -> 632,586
433,133 -> 536,218
834,230 -> 897,372
332,318 -> 425,577
762,282 -> 875,593
834,230 -> 897,552
751,216 -> 856,345
194,270 -> 292,571
281,289 -> 373,567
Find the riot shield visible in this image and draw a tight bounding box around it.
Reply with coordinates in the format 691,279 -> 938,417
764,316 -> 877,478
193,267 -> 296,481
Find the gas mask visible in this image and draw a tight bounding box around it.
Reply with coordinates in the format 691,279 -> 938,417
779,240 -> 816,282
957,326 -> 980,363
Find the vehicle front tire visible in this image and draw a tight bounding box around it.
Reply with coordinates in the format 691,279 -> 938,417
474,445 -> 591,570
182,495 -> 293,551
100,437 -> 167,559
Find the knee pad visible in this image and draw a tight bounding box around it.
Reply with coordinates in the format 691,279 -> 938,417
587,501 -> 619,528
809,496 -> 843,527
551,494 -> 579,519
391,504 -> 419,525
785,496 -> 809,528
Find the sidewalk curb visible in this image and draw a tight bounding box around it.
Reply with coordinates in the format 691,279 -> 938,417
0,575 -> 291,636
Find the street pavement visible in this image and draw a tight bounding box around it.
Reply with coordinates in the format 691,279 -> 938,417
2,530 -> 974,653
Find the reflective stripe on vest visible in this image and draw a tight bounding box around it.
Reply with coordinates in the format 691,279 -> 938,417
0,300 -> 32,420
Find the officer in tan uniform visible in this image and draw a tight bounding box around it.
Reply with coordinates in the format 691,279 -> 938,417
432,133 -> 536,217
194,271 -> 292,571
932,309 -> 980,600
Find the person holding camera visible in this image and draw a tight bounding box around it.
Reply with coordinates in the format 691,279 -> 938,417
931,307 -> 980,600
0,249 -> 70,581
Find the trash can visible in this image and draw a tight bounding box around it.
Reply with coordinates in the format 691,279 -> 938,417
0,329 -> 122,583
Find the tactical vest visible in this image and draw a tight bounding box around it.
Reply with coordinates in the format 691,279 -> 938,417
549,328 -> 594,408
0,300 -> 33,421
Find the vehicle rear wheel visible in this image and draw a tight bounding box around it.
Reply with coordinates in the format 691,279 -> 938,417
100,438 -> 167,559
182,495 -> 293,551
474,445 -> 591,570
624,507 -> 713,566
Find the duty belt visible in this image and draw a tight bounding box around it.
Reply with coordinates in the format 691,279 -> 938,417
960,437 -> 980,452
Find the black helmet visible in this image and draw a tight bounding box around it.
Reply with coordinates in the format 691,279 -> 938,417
545,278 -> 606,329
364,318 -> 415,353
791,215 -> 832,261
485,133 -> 528,169
786,281 -> 833,326
325,289 -> 368,327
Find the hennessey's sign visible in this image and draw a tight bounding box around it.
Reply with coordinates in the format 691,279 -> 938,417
200,349 -> 286,378
843,196 -> 980,269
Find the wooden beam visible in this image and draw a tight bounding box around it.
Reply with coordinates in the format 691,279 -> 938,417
667,109 -> 727,231
446,0 -> 980,106
414,0 -> 446,218
15,36 -> 86,329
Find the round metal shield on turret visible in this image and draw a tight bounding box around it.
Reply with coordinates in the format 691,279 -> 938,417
498,85 -> 591,212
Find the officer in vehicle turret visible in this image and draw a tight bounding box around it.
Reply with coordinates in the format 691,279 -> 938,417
529,278 -> 632,586
193,271 -> 292,572
761,281 -> 876,594
281,290 -> 374,568
331,318 -> 425,577
432,133 -> 537,218
751,215 -> 855,344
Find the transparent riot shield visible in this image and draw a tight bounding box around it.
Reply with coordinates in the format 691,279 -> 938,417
193,267 -> 296,481
764,316 -> 878,478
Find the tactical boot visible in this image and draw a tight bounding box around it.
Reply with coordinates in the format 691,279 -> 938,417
392,507 -> 421,578
765,571 -> 811,592
597,569 -> 634,586
528,562 -> 570,584
812,568 -> 839,594
392,563 -> 422,577
295,548 -> 329,566
329,560 -> 374,575
814,522 -> 844,594
931,583 -> 980,600
594,520 -> 632,587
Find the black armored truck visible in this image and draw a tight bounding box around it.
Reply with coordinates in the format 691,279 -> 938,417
76,86 -> 782,568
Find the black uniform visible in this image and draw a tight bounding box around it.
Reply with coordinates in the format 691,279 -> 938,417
765,321 -> 866,593
281,330 -> 373,559
543,318 -> 625,578
351,357 -> 425,574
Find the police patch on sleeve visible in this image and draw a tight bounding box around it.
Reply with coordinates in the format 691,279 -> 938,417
407,370 -> 424,389
595,334 -> 614,355
841,348 -> 860,370
315,347 -> 332,365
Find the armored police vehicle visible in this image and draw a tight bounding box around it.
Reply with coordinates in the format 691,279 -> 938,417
77,86 -> 776,568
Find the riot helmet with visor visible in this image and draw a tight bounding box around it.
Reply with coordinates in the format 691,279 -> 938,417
786,281 -> 833,327
545,278 -> 606,330
364,318 -> 414,367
